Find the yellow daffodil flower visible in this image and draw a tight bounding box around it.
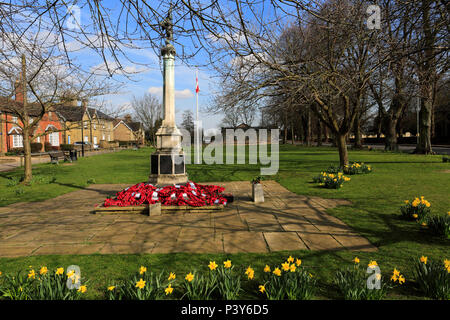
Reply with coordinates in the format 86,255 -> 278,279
39,266 -> 48,275
165,284 -> 174,295
168,272 -> 176,280
107,286 -> 115,291
258,285 -> 265,293
273,268 -> 281,276
420,256 -> 427,264
224,260 -> 232,268
28,269 -> 35,279
281,262 -> 290,272
135,278 -> 146,289
353,257 -> 360,264
139,266 -> 147,275
290,264 -> 296,272
287,256 -> 294,263
208,261 -> 218,271
368,260 -> 378,269
78,285 -> 87,293
185,272 -> 194,282
398,275 -> 405,284
55,267 -> 64,275
264,265 -> 271,273
295,259 -> 302,267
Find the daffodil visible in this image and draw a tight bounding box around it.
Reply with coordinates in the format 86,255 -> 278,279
78,285 -> 87,293
273,268 -> 281,276
392,268 -> 400,277
185,272 -> 194,282
168,272 -> 176,280
289,264 -> 296,272
368,260 -> 378,269
139,266 -> 147,275
295,259 -> 302,267
281,262 -> 290,272
353,257 -> 360,264
39,266 -> 48,275
287,256 -> 294,263
135,278 -> 146,289
398,275 -> 405,284
66,270 -> 75,278
258,285 -> 265,293
107,286 -> 115,291
28,269 -> 35,279
420,256 -> 427,264
223,260 -> 232,268
55,267 -> 64,275
208,261 -> 218,271
391,274 -> 398,282
245,267 -> 254,280
263,265 -> 271,273
165,284 -> 174,295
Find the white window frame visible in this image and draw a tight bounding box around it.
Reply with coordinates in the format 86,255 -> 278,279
13,134 -> 23,148
49,132 -> 59,146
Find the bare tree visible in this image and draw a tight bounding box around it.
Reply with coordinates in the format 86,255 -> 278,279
131,93 -> 162,146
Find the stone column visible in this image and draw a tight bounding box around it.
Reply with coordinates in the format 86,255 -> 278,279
148,43 -> 188,186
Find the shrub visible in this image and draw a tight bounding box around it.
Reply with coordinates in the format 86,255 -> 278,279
30,143 -> 42,153
334,259 -> 399,300
44,142 -> 53,152
425,214 -> 450,239
7,148 -> 23,155
259,257 -> 317,300
401,197 -> 431,222
86,178 -> 96,184
325,165 -> 341,174
313,172 -> 350,189
414,256 -> 450,300
6,176 -> 20,187
343,162 -> 372,175
60,144 -> 74,151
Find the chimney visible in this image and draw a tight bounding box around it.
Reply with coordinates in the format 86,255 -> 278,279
14,77 -> 24,103
124,114 -> 132,123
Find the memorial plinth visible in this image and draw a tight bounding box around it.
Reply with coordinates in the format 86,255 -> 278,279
148,41 -> 188,186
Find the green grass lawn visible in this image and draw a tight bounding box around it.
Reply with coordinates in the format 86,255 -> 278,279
0,145 -> 448,299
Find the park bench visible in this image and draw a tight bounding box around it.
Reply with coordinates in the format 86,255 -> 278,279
48,151 -> 71,164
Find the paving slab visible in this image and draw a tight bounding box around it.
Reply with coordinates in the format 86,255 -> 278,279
0,181 -> 376,256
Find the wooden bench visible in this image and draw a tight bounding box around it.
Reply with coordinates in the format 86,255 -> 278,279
49,151 -> 71,164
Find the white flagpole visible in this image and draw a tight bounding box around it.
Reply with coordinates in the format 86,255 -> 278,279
195,70 -> 200,164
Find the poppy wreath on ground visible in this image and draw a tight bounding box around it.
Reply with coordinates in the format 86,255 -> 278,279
102,181 -> 228,207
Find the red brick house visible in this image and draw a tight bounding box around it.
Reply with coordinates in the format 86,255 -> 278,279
0,89 -> 63,153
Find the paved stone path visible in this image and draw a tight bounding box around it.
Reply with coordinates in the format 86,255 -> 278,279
0,181 -> 376,257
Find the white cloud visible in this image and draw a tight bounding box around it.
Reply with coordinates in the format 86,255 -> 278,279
148,86 -> 194,99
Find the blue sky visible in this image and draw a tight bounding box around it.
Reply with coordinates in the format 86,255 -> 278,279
58,1 -> 224,130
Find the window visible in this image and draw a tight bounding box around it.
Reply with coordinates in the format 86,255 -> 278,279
102,135 -> 105,140
93,136 -> 97,144
108,135 -> 110,141
84,136 -> 88,142
29,117 -> 33,124
84,121 -> 88,129
49,132 -> 59,146
94,124 -> 96,129
12,116 -> 18,123
13,134 -> 23,148
36,136 -> 40,143
68,135 -> 71,144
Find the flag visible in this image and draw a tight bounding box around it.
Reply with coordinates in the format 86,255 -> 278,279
195,73 -> 199,93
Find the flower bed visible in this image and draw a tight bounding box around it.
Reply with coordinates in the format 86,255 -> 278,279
313,172 -> 351,189
102,181 -> 228,207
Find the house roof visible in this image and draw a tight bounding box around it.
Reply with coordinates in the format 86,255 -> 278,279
53,105 -> 115,122
113,118 -> 142,132
0,97 -> 46,117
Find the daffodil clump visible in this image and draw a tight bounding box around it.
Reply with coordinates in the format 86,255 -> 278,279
414,256 -> 450,300
258,256 -> 316,300
313,172 -> 351,189
0,266 -> 86,300
107,266 -> 176,300
424,212 -> 450,239
343,162 -> 372,175
334,258 -> 396,300
401,196 -> 431,222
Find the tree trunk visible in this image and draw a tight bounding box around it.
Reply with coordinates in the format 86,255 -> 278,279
416,95 -> 433,154
317,119 -> 322,146
22,128 -> 32,184
336,133 -> 349,167
291,121 -> 295,144
353,111 -> 363,149
305,107 -> 312,146
385,117 -> 399,151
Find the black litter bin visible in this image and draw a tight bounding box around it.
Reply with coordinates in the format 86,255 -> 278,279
70,149 -> 78,161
